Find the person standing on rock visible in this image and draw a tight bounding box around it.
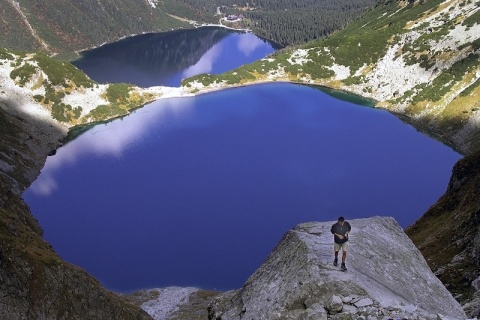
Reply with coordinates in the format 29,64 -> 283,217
331,216 -> 351,271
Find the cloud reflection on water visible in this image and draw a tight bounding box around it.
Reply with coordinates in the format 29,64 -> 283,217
29,98 -> 195,196
236,33 -> 263,56
182,45 -> 223,79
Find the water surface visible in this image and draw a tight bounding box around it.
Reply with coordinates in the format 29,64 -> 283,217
24,83 -> 461,292
73,27 -> 277,87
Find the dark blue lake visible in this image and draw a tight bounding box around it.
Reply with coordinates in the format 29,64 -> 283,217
24,28 -> 461,293
72,26 -> 278,87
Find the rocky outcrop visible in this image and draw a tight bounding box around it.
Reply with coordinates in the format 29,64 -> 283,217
127,287 -> 221,320
0,95 -> 66,195
208,217 -> 466,320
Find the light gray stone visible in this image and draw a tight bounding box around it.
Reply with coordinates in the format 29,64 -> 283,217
354,298 -> 374,308
299,303 -> 328,320
342,304 -> 357,313
326,295 -> 344,314
284,309 -> 305,319
471,277 -> 480,291
436,314 -> 461,320
401,304 -> 418,313
331,312 -> 355,320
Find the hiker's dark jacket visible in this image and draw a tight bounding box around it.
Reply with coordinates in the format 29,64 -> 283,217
331,221 -> 351,244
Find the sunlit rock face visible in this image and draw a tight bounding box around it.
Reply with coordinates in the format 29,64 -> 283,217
208,217 -> 466,320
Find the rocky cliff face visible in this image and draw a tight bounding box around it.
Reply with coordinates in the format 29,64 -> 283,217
406,149 -> 480,317
207,217 -> 466,320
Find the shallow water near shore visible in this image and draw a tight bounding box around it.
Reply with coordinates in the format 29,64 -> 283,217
24,28 -> 461,293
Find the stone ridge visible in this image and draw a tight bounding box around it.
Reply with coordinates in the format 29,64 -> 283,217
207,217 -> 466,319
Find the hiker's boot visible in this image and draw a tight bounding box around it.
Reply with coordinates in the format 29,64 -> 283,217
341,263 -> 347,271
333,258 -> 338,267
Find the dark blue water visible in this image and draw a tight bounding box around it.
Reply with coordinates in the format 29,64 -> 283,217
24,28 -> 461,293
72,27 -> 277,87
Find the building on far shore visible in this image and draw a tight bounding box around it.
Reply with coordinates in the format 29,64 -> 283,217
226,14 -> 243,21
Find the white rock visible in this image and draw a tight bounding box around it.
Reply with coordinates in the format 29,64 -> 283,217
354,298 -> 374,308
326,295 -> 344,314
138,287 -> 199,320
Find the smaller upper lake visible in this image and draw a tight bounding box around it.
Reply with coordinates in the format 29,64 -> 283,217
72,27 -> 278,87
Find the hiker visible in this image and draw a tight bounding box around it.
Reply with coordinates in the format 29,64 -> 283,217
331,216 -> 351,271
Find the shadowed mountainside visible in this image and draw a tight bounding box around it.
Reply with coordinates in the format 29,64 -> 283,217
406,149 -> 480,314
0,101 -> 152,319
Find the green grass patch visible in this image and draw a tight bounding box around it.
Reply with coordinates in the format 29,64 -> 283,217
460,78 -> 480,97
34,53 -> 95,88
463,7 -> 480,27
86,104 -> 127,122
10,63 -> 36,86
0,48 -> 15,60
412,53 -> 480,103
104,83 -> 133,103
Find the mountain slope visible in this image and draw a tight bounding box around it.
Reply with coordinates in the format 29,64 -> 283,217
183,0 -> 480,154
0,0 -> 381,58
0,0 -> 189,58
0,98 -> 152,319
169,0 -> 379,45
